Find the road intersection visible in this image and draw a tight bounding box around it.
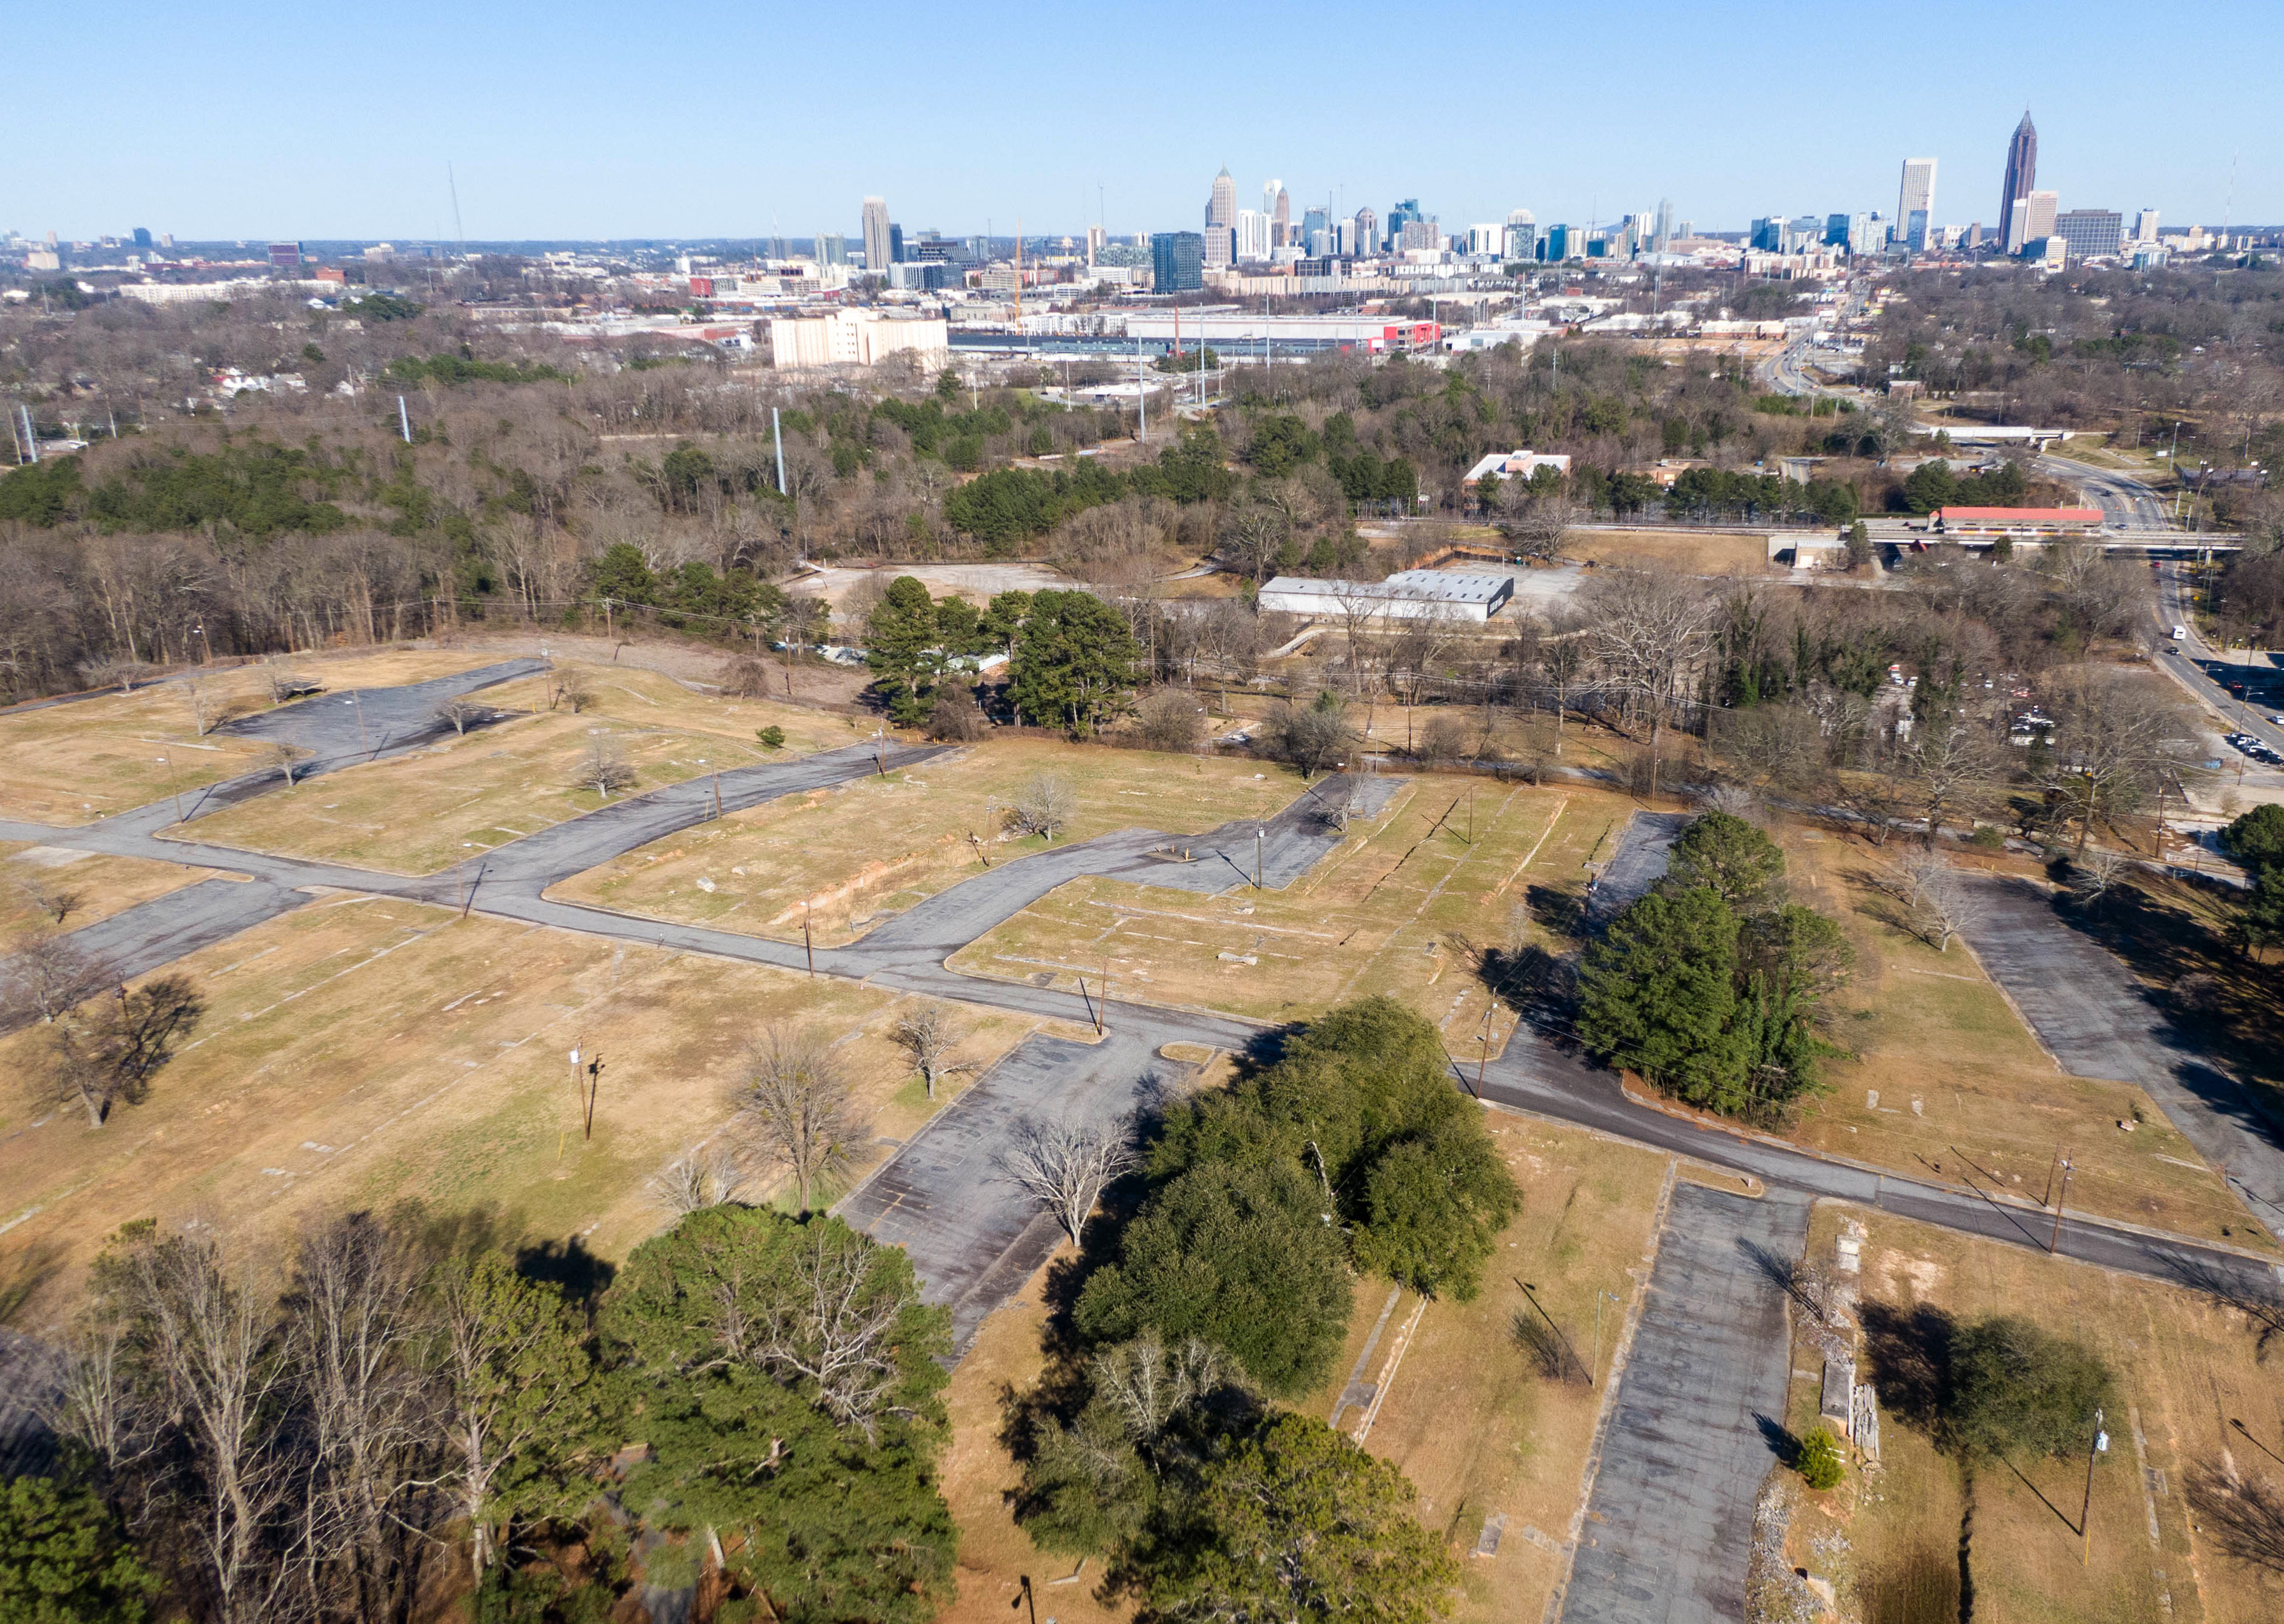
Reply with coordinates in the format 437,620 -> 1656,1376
0,670 -> 2273,1333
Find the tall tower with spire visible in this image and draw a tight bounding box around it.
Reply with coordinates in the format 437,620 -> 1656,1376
2000,110 -> 2037,252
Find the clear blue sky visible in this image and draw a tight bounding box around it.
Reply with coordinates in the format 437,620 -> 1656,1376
15,0 -> 2278,243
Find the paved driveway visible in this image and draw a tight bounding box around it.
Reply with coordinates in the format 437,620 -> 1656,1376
1957,873 -> 2284,1216
1562,1185 -> 1809,1624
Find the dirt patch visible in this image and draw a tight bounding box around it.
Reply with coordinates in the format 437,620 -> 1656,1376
1565,528 -> 1783,579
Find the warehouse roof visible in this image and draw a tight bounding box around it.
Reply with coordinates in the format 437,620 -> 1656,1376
1259,570 -> 1514,603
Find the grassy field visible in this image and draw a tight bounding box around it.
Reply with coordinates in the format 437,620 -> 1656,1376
0,840 -> 229,936
931,1114 -> 1675,1624
1318,1121 -> 1674,1623
176,662 -> 855,876
1778,830 -> 2262,1248
948,777 -> 1634,1028
0,648 -> 523,826
553,740 -> 1313,948
1780,1203 -> 2284,1624
0,898 -> 1054,1328
1563,529 -> 1781,577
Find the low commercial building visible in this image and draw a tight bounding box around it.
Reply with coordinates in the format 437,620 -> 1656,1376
1461,449 -> 1572,489
1120,312 -> 1440,353
1257,570 -> 1516,622
1930,506 -> 2103,536
762,309 -> 948,369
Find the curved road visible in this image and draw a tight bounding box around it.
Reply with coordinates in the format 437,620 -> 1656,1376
1,676 -> 2275,1314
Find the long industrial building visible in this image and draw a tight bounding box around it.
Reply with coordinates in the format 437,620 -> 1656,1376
1258,570 -> 1515,622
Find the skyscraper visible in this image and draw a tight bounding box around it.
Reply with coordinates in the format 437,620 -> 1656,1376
1151,231 -> 1203,292
1505,209 -> 1537,262
1653,198 -> 1674,253
1351,208 -> 1376,258
1896,158 -> 1936,249
1999,111 -> 2037,252
1271,182 -> 1291,247
861,197 -> 890,271
1204,165 -> 1237,268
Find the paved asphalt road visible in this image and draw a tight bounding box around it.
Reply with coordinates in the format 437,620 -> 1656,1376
2033,453 -> 2174,533
1955,873 -> 2284,1218
2153,561 -> 2284,765
1562,1185 -> 1810,1624
3,682 -> 2279,1321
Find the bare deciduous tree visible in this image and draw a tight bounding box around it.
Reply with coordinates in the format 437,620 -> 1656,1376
434,695 -> 493,736
735,1028 -> 864,1212
3,931 -> 114,1028
266,741 -> 312,785
2069,847 -> 2135,909
2187,1466 -> 2284,1577
1008,770 -> 1077,842
1905,713 -> 1998,845
575,737 -> 636,798
15,874 -> 84,926
1134,688 -> 1205,754
284,1211 -> 432,1624
47,973 -> 204,1126
553,669 -> 595,713
1582,571 -> 1717,801
887,1002 -> 972,1100
747,1224 -> 913,1443
1002,1113 -> 1138,1246
1089,1330 -> 1237,1445
648,1142 -> 748,1215
1896,854 -> 1968,952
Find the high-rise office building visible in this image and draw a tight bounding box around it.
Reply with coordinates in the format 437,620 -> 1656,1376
1204,165 -> 1237,268
1504,209 -> 1537,262
1387,198 -> 1422,250
816,233 -> 848,266
1999,111 -> 2037,252
1896,158 -> 1936,248
132,227 -> 153,250
1351,208 -> 1377,257
1151,231 -> 1203,292
2055,209 -> 2123,262
1237,209 -> 1270,261
888,223 -> 904,266
860,197 -> 891,271
1086,224 -> 1105,265
2132,208 -> 2161,244
1265,180 -> 1291,246
1301,206 -> 1329,245
1653,198 -> 1675,252
2021,190 -> 2058,250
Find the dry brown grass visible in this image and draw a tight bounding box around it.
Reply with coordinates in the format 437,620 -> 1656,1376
929,1116 -> 1673,1624
0,842 -> 230,935
1777,829 -> 2262,1247
1784,1202 -> 2284,1624
0,649 -> 520,825
175,662 -> 853,876
948,780 -> 1632,1028
553,740 -> 1299,947
0,898 -> 1051,1327
1317,1121 -> 1673,1621
1565,529 -> 1781,578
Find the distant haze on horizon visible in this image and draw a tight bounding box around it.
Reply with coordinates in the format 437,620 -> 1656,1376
15,0 -> 2278,243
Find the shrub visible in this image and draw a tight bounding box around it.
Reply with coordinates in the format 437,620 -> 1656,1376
756,725 -> 786,750
1797,1425 -> 1845,1490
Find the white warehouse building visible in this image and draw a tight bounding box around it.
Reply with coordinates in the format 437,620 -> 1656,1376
1257,570 -> 1516,623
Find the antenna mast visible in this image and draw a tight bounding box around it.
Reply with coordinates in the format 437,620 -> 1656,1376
448,162 -> 465,249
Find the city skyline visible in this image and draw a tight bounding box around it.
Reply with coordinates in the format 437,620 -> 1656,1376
9,0 -> 2278,240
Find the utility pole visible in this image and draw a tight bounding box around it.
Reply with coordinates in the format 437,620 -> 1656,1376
803,898 -> 815,976
772,407 -> 786,495
2050,1155 -> 2073,1253
351,690 -> 369,754
1255,822 -> 1265,890
2080,1407 -> 2108,1568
